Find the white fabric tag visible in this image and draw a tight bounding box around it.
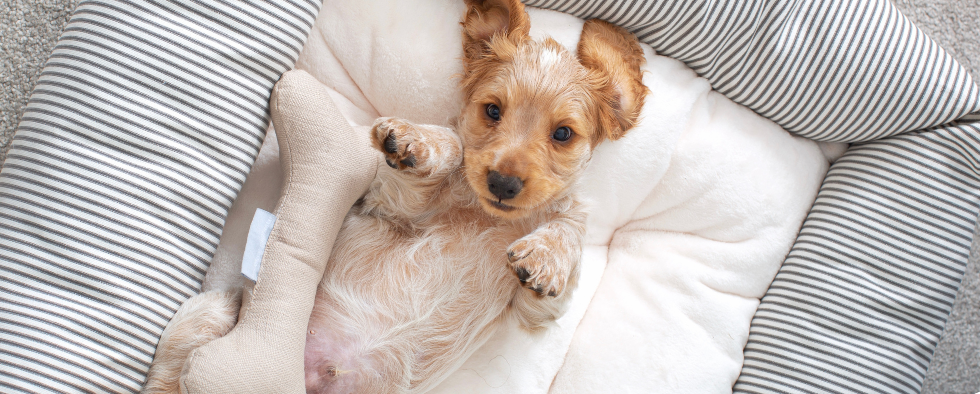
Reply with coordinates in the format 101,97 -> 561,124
241,208 -> 277,282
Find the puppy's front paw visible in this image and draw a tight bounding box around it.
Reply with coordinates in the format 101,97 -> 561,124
507,232 -> 575,297
372,117 -> 452,177
372,117 -> 422,171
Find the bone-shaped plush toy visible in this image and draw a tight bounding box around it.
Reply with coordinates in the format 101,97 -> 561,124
179,70 -> 379,393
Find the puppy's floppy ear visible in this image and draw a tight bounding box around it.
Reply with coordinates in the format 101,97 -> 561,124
578,19 -> 649,144
461,0 -> 530,64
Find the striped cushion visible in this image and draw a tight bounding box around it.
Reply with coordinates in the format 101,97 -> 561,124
0,0 -> 317,392
734,123 -> 980,393
525,0 -> 980,142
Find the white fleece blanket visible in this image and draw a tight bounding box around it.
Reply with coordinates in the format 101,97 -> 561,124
203,1 -> 844,392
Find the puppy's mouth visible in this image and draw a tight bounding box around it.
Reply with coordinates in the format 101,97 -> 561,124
484,198 -> 518,212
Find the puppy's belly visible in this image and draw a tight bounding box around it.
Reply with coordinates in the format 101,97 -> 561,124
304,213 -> 522,393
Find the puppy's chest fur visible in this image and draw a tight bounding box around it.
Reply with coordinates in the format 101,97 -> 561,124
305,171 -> 562,391
343,168 -> 547,265
327,174 -> 536,307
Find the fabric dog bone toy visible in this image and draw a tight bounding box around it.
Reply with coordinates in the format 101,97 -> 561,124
180,70 -> 379,393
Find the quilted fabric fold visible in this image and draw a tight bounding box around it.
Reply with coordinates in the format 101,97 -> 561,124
735,124 -> 980,394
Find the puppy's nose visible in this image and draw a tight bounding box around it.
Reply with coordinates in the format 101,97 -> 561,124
487,171 -> 523,200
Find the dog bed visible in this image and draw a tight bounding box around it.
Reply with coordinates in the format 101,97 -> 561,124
204,3 -> 835,394
1,0 -> 977,393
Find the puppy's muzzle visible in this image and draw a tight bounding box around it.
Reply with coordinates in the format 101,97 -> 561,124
487,170 -> 523,200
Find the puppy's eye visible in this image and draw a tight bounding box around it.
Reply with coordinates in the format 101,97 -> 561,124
552,126 -> 572,142
485,104 -> 501,121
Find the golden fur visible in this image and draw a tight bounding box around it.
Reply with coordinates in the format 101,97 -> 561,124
143,1 -> 647,393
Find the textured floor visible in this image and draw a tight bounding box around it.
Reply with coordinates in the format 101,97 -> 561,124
0,0 -> 78,162
0,0 -> 978,392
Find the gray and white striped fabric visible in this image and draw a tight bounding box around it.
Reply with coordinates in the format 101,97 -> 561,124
734,124 -> 980,393
525,0 -> 980,142
0,0 -> 318,392
525,0 -> 980,392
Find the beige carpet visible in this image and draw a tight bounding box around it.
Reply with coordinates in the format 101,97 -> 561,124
0,1 -> 977,392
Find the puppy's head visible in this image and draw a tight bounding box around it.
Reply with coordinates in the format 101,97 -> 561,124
459,0 -> 648,219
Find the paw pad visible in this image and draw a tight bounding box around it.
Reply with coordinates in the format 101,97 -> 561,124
384,134 -> 398,154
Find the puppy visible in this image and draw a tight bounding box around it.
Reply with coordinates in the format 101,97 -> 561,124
143,0 -> 647,393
